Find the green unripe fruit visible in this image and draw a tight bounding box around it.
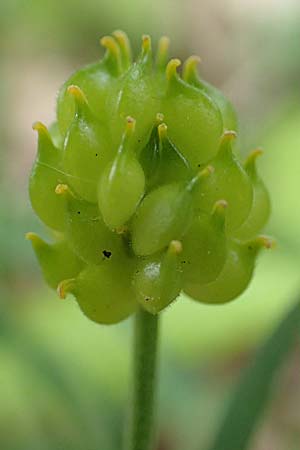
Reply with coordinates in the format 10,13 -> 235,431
63,85 -> 111,202
26,233 -> 83,289
109,35 -> 161,152
140,118 -> 191,191
55,184 -> 125,265
182,200 -> 228,285
29,122 -> 66,231
195,131 -> 253,231
184,236 -> 275,304
234,149 -> 271,240
28,31 -> 272,324
57,34 -> 125,137
58,257 -> 137,325
98,117 -> 145,230
133,240 -> 183,314
131,166 -> 213,256
183,56 -> 238,132
162,59 -> 223,167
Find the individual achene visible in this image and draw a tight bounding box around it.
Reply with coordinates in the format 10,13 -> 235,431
27,31 -> 273,325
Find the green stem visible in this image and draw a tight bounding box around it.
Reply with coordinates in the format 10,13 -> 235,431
125,307 -> 160,450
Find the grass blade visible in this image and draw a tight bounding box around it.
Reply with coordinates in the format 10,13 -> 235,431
208,295 -> 300,450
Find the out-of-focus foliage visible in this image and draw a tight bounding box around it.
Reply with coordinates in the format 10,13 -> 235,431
0,0 -> 182,58
209,297 -> 300,450
261,107 -> 300,253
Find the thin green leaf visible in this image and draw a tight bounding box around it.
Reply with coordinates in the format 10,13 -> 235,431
208,295 -> 300,450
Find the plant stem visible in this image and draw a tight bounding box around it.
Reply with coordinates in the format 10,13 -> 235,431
125,307 -> 160,450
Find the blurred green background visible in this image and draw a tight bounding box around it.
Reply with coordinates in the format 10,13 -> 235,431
1,1 -> 300,449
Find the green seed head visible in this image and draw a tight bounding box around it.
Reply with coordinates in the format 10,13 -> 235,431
28,32 -> 273,324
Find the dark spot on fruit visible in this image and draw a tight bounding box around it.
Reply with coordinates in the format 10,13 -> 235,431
102,250 -> 112,259
181,260 -> 186,264
77,211 -> 81,214
145,298 -> 150,302
95,153 -> 98,156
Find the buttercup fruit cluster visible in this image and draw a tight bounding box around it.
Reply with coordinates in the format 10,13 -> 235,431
27,32 -> 273,324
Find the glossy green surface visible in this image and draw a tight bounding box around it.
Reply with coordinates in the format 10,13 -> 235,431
183,55 -> 238,132
140,119 -> 191,191
56,184 -> 125,265
133,241 -> 183,314
62,86 -> 111,202
184,236 -> 274,304
26,233 -> 83,289
57,34 -> 124,137
58,257 -> 137,324
234,150 -> 271,240
131,169 -> 211,256
162,59 -> 223,167
194,132 -> 253,231
29,123 -> 66,231
182,201 -> 227,285
98,117 -> 145,230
